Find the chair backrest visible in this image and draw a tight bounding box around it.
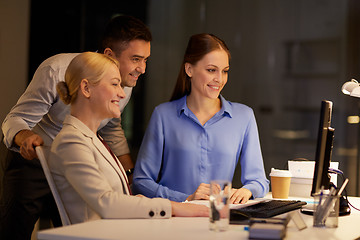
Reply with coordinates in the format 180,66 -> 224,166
36,146 -> 71,226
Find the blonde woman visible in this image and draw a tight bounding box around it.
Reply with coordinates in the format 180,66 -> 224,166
50,52 -> 208,224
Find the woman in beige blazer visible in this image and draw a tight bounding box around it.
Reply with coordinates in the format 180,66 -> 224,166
49,52 -> 208,224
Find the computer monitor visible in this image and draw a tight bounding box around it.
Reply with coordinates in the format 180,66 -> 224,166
303,100 -> 350,216
311,100 -> 334,196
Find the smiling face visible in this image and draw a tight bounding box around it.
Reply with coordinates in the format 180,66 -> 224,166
113,39 -> 151,88
89,64 -> 126,119
186,49 -> 229,100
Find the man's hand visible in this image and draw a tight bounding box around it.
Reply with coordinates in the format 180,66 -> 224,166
186,183 -> 210,201
117,154 -> 134,184
117,153 -> 134,171
229,188 -> 252,204
14,130 -> 44,160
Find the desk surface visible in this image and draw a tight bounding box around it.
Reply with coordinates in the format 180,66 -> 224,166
38,196 -> 360,240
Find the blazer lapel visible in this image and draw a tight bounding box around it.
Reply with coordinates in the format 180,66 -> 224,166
92,136 -> 130,195
63,115 -> 130,195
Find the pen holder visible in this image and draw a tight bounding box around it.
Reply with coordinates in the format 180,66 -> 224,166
313,194 -> 339,228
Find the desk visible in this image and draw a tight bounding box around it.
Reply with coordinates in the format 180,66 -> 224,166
38,196 -> 360,240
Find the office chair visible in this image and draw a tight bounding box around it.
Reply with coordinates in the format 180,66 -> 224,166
36,146 -> 71,226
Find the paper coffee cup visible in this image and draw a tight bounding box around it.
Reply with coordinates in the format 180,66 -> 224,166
269,168 -> 292,199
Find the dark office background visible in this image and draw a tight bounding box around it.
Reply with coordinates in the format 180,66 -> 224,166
28,0 -> 149,155
1,0 -> 360,196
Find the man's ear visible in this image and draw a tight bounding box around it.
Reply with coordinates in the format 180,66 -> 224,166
80,79 -> 91,98
184,63 -> 192,78
103,48 -> 115,58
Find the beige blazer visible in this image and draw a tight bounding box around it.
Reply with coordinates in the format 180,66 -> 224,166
49,115 -> 171,224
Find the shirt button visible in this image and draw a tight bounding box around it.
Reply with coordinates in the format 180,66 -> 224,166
149,211 -> 155,217
160,211 -> 166,216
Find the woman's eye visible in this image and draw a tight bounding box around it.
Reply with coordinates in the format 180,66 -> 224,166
112,81 -> 120,86
207,69 -> 215,72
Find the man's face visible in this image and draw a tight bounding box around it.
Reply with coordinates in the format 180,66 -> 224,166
114,39 -> 151,88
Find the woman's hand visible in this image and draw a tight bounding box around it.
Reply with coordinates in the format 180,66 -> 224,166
171,202 -> 209,217
229,188 -> 252,204
186,183 -> 210,201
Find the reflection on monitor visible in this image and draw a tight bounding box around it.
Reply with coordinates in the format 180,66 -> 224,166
311,100 -> 334,196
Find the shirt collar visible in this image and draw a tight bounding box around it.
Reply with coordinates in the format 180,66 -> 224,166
176,95 -> 232,118
219,95 -> 232,118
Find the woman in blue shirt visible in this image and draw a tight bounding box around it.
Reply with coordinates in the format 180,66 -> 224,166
133,33 -> 269,203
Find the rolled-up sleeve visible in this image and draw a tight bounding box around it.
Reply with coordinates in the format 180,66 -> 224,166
2,64 -> 59,150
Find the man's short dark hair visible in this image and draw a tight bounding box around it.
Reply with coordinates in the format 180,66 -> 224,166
99,15 -> 152,54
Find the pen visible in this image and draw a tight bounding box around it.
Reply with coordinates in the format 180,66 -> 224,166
319,186 -> 324,205
316,186 -> 337,224
337,178 -> 349,196
316,180 -> 349,225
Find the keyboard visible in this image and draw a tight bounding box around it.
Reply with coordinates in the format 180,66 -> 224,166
230,200 -> 307,223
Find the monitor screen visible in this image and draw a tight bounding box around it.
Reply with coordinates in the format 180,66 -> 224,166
311,100 -> 334,196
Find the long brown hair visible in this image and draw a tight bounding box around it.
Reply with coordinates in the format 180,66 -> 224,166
170,33 -> 230,101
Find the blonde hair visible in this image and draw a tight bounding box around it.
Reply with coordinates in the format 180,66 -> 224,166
57,52 -> 119,105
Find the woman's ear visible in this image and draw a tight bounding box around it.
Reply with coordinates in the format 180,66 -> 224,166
103,48 -> 115,57
80,79 -> 91,98
185,63 -> 192,78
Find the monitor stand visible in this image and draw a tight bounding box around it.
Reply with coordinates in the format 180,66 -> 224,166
339,196 -> 351,216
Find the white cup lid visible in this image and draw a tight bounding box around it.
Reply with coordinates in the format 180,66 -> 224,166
269,168 -> 292,177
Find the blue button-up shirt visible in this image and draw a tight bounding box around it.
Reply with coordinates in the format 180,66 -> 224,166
133,95 -> 269,202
